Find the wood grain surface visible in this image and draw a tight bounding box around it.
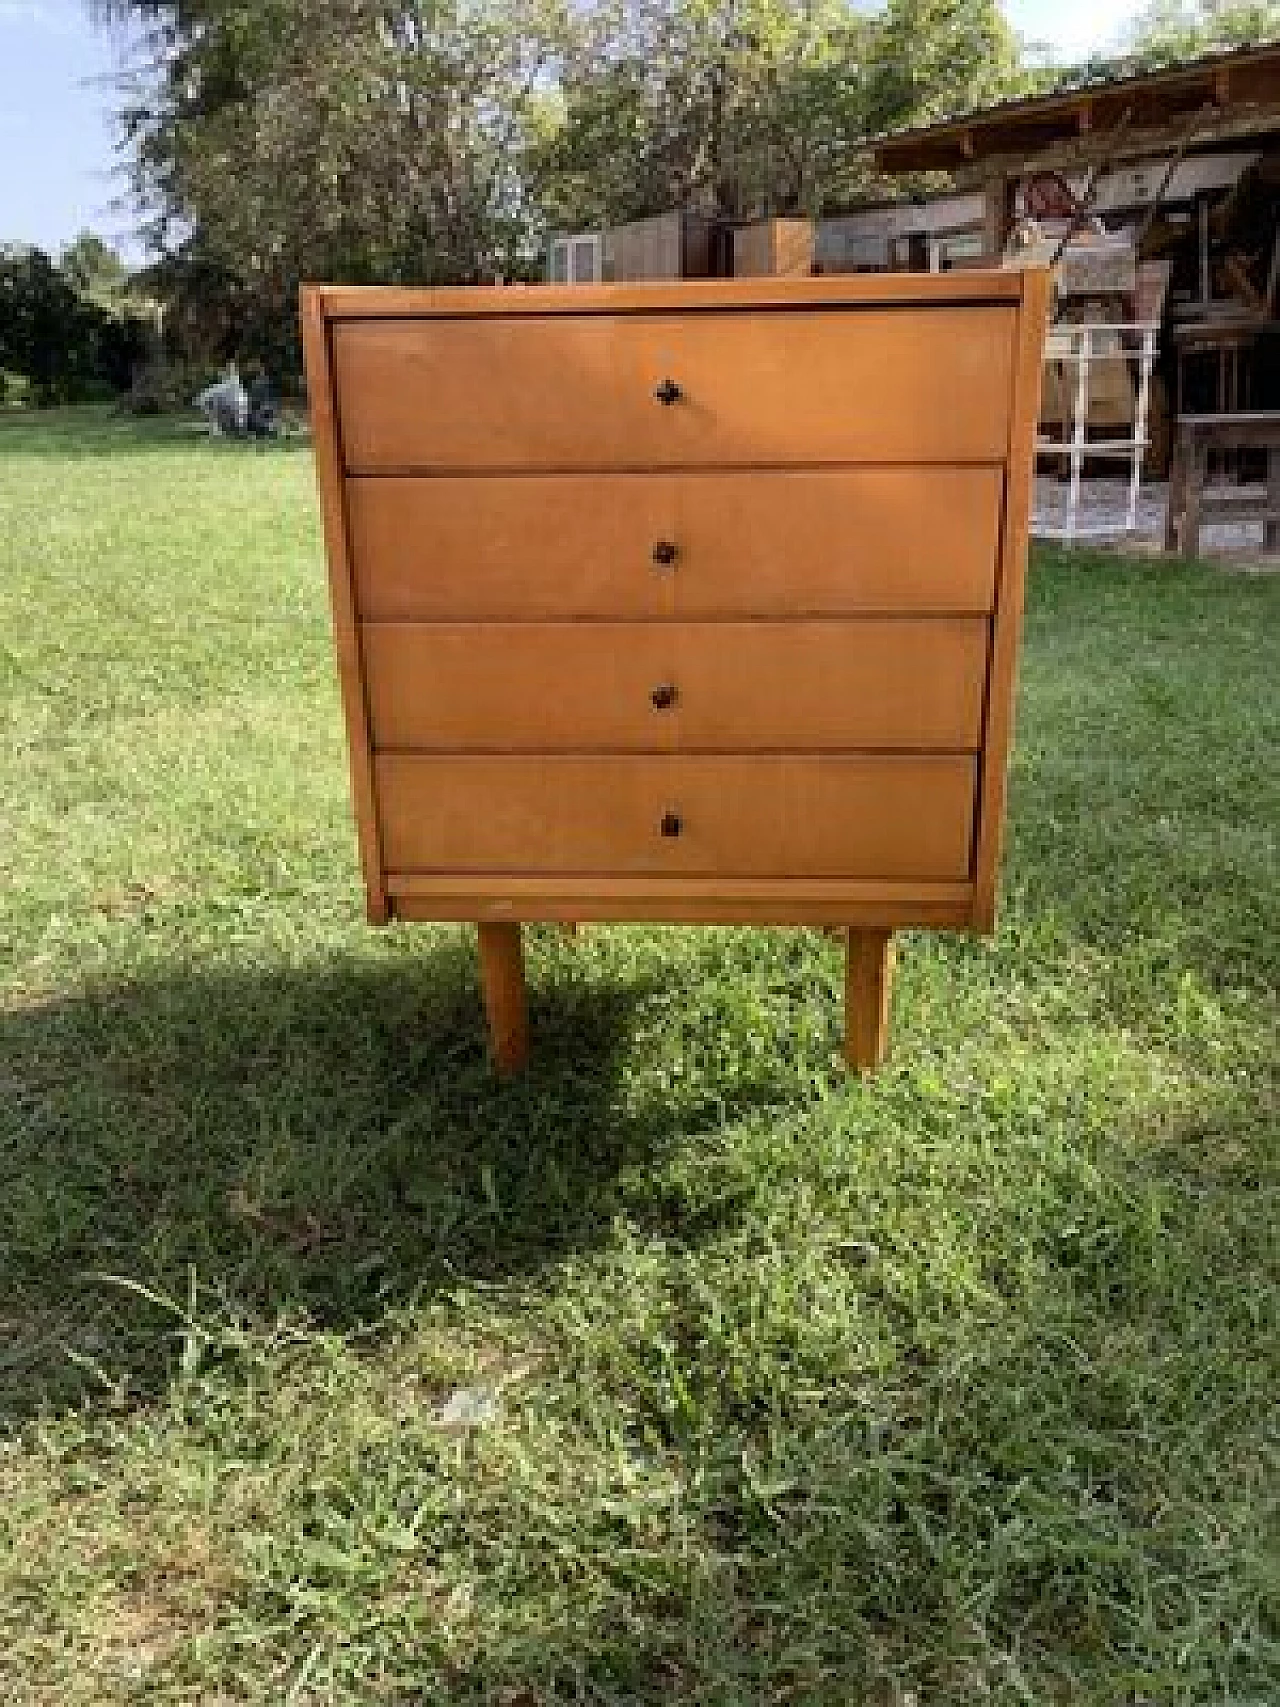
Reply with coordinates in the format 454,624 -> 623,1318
333,308 -> 1016,471
374,753 -> 978,880
346,467 -> 1004,619
361,619 -> 989,751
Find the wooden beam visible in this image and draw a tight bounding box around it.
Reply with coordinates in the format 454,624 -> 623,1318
982,175 -> 1012,260
1200,195 -> 1212,305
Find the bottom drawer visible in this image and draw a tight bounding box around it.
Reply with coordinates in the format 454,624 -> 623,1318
375,755 -> 977,880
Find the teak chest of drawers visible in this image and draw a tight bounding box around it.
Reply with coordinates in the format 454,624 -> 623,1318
302,271 -> 1049,1073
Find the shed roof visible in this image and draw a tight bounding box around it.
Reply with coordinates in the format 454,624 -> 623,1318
873,37 -> 1280,173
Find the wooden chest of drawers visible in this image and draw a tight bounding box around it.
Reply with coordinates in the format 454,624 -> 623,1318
302,272 -> 1049,1071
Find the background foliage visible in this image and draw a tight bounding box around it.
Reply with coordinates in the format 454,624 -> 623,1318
0,239 -> 154,405
90,0 -> 1023,362
1125,0 -> 1280,63
69,0 -> 1280,368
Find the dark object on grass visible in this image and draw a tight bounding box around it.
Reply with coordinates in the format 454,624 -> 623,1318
247,371 -> 279,439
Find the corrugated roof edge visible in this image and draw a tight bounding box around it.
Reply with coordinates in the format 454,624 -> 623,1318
868,33 -> 1280,149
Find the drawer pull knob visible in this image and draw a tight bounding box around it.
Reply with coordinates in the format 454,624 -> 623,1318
650,682 -> 677,711
654,378 -> 682,405
651,539 -> 678,567
660,811 -> 683,838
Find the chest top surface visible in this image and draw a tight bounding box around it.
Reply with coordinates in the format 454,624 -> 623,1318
303,271 -> 1050,933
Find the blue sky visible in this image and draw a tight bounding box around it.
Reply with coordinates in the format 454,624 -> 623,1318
0,0 -> 145,258
0,0 -> 1148,262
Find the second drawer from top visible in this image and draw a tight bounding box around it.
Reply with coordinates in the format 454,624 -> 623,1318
346,467 -> 1005,620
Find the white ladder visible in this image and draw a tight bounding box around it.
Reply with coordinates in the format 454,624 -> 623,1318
1033,321 -> 1161,544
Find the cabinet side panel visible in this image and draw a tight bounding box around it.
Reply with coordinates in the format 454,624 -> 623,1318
971,268 -> 1051,930
300,287 -> 388,922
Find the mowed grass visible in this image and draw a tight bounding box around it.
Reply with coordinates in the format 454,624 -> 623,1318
1,404 -> 1277,1705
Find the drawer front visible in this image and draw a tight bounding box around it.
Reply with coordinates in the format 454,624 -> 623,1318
375,755 -> 977,880
333,308 -> 1015,471
362,620 -> 989,752
347,468 -> 1004,619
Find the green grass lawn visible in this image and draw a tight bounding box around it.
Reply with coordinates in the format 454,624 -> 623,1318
1,405 -> 1277,1705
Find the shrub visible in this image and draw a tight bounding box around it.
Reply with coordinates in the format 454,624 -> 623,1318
0,243 -> 155,405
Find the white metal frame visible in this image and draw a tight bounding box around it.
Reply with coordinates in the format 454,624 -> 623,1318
547,233 -> 604,285
928,232 -> 985,273
1033,322 -> 1160,544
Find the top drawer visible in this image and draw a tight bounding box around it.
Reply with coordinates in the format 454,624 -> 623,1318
332,307 -> 1016,473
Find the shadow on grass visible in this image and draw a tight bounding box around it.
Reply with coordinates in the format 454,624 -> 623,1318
4,936 -> 1273,1697
0,933 -> 768,1421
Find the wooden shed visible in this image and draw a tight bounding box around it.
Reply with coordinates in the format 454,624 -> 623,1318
868,38 -> 1280,261
848,41 -> 1280,477
548,211 -> 718,284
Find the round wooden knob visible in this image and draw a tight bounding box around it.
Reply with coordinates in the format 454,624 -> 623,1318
650,682 -> 677,711
660,811 -> 683,838
651,539 -> 678,567
654,378 -> 682,405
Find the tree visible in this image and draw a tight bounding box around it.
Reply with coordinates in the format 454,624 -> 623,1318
0,241 -> 153,404
92,0 -> 574,361
91,0 -> 1033,360
538,0 -> 1033,234
1126,0 -> 1280,62
59,231 -> 130,303
536,0 -> 872,230
862,0 -> 1028,137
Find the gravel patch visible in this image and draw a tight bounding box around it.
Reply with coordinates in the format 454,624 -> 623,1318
1033,476 -> 1280,567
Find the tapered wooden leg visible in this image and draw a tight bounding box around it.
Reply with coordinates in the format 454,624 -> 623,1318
477,922 -> 529,1075
844,928 -> 894,1074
